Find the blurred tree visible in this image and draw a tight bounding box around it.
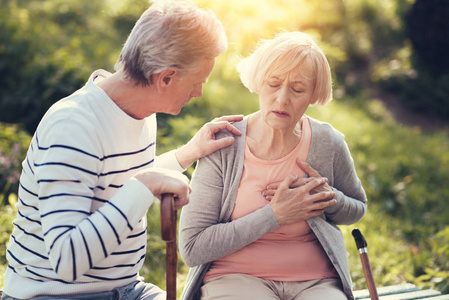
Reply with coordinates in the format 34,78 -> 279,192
406,0 -> 449,76
0,0 -> 122,133
371,0 -> 449,119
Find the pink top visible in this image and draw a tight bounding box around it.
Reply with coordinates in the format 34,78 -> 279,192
204,117 -> 338,282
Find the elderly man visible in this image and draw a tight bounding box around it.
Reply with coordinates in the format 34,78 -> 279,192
2,1 -> 241,299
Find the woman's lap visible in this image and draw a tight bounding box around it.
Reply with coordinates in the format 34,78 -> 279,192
200,274 -> 347,300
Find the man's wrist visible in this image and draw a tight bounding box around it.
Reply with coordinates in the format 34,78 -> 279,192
175,144 -> 199,170
155,150 -> 185,172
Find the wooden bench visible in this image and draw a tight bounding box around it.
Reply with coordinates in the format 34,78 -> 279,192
354,283 -> 449,300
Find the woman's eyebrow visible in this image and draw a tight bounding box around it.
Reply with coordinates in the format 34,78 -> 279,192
291,80 -> 306,85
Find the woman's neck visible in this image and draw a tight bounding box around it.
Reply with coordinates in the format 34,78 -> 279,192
246,112 -> 302,160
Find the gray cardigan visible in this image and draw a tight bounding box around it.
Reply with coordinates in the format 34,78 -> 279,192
179,117 -> 367,300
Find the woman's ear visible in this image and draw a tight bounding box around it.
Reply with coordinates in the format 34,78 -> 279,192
310,97 -> 319,105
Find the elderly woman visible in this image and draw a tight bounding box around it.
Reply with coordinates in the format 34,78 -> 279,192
179,31 -> 367,300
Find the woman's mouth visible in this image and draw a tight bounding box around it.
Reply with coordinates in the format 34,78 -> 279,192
273,110 -> 289,118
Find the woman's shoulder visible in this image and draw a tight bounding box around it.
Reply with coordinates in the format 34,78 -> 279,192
215,118 -> 248,139
307,117 -> 351,169
206,117 -> 248,161
308,116 -> 345,141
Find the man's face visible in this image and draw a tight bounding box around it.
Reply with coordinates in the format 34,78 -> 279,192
164,58 -> 216,115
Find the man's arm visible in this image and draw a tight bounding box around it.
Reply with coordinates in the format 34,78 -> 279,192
35,118 -> 191,282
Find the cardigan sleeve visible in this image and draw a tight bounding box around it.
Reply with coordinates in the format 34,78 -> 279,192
308,120 -> 367,225
179,127 -> 279,267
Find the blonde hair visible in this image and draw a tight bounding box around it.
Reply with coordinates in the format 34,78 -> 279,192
115,0 -> 227,86
237,31 -> 332,105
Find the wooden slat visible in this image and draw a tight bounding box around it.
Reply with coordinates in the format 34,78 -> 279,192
379,289 -> 441,300
354,283 -> 420,299
425,296 -> 449,300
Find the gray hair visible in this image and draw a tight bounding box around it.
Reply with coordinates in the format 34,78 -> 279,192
237,31 -> 332,106
115,0 -> 228,86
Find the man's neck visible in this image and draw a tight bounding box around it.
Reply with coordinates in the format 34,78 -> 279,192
96,73 -> 157,120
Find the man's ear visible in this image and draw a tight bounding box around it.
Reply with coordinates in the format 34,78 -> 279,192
158,68 -> 178,88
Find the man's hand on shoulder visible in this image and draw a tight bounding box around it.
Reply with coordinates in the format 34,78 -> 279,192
176,115 -> 244,169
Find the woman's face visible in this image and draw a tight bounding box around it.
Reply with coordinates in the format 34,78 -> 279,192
258,61 -> 315,133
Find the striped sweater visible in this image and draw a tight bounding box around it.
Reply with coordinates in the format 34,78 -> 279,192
3,70 -> 182,298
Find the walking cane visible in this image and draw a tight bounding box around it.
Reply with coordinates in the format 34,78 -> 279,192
161,194 -> 177,300
352,228 -> 379,300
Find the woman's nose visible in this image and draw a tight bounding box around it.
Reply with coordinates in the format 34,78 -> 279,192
276,85 -> 289,104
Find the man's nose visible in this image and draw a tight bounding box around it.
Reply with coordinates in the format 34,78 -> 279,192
191,85 -> 203,98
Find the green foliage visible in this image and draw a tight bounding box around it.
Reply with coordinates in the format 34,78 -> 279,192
371,0 -> 449,120
372,43 -> 449,119
410,226 -> 449,294
0,123 -> 31,206
0,205 -> 17,287
0,0 -> 135,133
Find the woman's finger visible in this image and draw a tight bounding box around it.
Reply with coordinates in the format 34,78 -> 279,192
278,174 -> 299,191
265,176 -> 311,191
297,159 -> 321,177
312,198 -> 337,211
300,177 -> 328,193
